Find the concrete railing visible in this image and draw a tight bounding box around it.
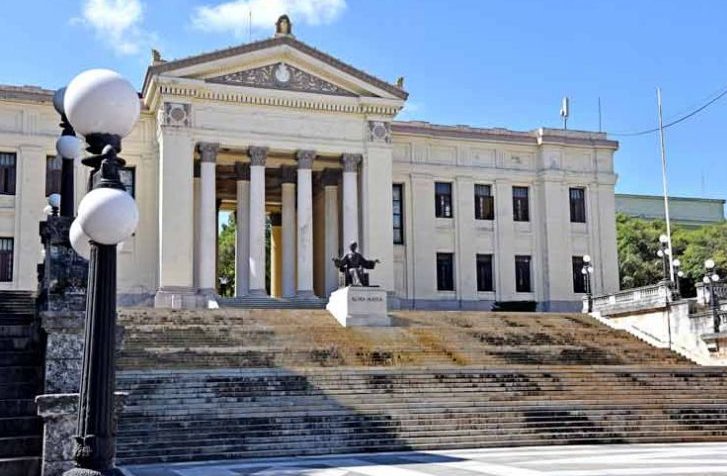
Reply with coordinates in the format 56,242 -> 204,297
588,283 -> 673,317
696,282 -> 727,306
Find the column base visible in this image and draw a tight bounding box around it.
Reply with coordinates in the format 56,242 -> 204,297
295,290 -> 318,300
154,287 -> 202,309
248,288 -> 268,297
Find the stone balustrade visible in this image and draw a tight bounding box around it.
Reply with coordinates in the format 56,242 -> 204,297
589,282 -> 673,317
696,282 -> 727,306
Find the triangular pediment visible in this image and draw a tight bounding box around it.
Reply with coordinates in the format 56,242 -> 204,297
206,62 -> 357,97
143,36 -> 407,102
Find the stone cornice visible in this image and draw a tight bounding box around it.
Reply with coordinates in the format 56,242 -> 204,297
0,84 -> 53,103
392,121 -> 619,150
142,36 -> 407,100
148,76 -> 402,117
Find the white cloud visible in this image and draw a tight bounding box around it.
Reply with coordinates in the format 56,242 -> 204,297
191,0 -> 346,38
76,0 -> 155,55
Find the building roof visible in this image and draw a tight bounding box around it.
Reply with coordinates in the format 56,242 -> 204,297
0,85 -> 53,103
142,35 -> 408,100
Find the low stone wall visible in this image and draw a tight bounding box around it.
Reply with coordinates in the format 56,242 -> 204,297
35,393 -> 127,476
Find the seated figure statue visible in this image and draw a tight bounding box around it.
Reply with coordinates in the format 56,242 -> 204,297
333,242 -> 379,287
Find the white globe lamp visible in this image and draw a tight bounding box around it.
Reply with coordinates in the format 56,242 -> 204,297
64,69 -> 140,139
583,254 -> 591,264
52,87 -> 66,116
70,219 -> 91,260
706,259 -> 716,270
77,188 -> 138,245
56,135 -> 84,159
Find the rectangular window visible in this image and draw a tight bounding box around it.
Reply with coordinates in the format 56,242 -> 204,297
0,152 -> 16,195
46,155 -> 62,196
476,254 -> 494,292
512,186 -> 529,222
119,166 -> 135,198
435,182 -> 453,218
572,256 -> 587,293
515,255 -> 532,292
569,187 -> 586,223
392,184 -> 404,244
436,252 -> 455,291
0,238 -> 13,282
474,184 -> 494,220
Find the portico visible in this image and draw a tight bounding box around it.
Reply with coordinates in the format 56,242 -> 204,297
189,144 -> 362,302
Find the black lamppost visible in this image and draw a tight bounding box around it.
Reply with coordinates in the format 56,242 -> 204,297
672,258 -> 684,297
52,87 -> 84,218
581,254 -> 594,312
656,234 -> 671,283
65,69 -> 140,476
704,259 -> 721,333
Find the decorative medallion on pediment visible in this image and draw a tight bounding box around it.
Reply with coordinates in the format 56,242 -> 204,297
162,102 -> 191,127
368,121 -> 391,143
207,62 -> 357,97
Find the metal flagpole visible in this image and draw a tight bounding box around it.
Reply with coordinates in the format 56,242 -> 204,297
657,87 -> 675,283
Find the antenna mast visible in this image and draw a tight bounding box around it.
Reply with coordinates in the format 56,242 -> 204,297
657,87 -> 675,283
560,96 -> 570,130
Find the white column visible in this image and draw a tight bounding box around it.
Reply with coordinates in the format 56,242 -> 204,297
341,153 -> 361,248
296,150 -> 316,297
248,146 -> 268,296
234,162 -> 250,296
281,166 -> 296,298
197,142 -> 218,293
321,168 -> 340,296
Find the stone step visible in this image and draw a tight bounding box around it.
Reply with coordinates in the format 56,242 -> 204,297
0,457 -> 40,476
0,367 -> 42,385
0,351 -> 41,367
0,400 -> 36,418
0,416 -> 42,437
0,436 -> 41,459
0,337 -> 32,352
0,326 -> 33,338
116,431 -> 727,465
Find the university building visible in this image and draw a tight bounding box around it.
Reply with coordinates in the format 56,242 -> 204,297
0,19 -> 620,311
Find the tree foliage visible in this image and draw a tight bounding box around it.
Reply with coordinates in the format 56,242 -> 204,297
216,213 -> 272,296
617,212 -> 727,296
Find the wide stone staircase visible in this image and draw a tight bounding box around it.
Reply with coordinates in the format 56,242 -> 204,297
114,308 -> 727,466
0,291 -> 42,476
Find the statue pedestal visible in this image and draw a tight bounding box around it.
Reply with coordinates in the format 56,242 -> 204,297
326,286 -> 390,327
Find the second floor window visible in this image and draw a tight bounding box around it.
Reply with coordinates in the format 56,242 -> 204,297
570,187 -> 586,223
436,252 -> 455,291
46,155 -> 62,196
435,182 -> 453,218
474,184 -> 494,220
0,152 -> 16,195
515,255 -> 532,292
392,184 -> 404,244
476,254 -> 494,292
512,186 -> 530,222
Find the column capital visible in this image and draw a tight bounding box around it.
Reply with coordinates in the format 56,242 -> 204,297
248,146 -> 268,166
341,153 -> 362,172
198,142 -> 219,163
234,161 -> 250,181
319,168 -> 340,187
280,165 -> 297,184
296,150 -> 316,169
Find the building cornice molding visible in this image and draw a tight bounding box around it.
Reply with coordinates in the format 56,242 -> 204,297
392,121 -> 619,150
0,85 -> 53,104
148,76 -> 402,117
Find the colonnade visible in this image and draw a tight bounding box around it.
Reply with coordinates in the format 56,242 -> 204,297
195,143 -> 362,299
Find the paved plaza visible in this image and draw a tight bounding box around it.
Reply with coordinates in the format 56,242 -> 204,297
121,442 -> 727,476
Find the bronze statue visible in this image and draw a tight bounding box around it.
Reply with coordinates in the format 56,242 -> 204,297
333,242 -> 379,287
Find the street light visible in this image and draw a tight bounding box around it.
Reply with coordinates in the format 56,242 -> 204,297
656,234 -> 671,283
704,259 -> 721,333
582,254 -> 594,312
672,258 -> 683,296
47,194 -> 61,217
53,87 -> 84,218
65,68 -> 139,476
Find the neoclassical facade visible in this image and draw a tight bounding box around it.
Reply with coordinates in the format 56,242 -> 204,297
0,21 -> 619,311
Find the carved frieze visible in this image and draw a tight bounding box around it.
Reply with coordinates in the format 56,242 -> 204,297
207,62 -> 356,97
162,102 -> 191,127
368,121 -> 391,143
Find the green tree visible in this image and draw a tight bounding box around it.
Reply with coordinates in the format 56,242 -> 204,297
217,213 -> 236,296
616,213 -> 727,296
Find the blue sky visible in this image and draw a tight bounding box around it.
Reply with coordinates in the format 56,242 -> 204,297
1,0 -> 725,201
